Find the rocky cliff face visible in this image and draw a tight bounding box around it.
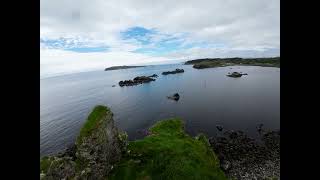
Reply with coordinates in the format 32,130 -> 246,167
40,105 -> 127,180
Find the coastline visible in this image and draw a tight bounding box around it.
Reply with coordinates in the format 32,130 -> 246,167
41,106 -> 279,180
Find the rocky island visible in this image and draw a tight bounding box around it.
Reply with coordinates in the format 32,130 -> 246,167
119,76 -> 156,87
104,65 -> 145,71
162,68 -> 185,75
185,57 -> 280,69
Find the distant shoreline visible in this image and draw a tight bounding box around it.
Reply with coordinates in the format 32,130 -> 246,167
185,57 -> 280,69
104,65 -> 146,71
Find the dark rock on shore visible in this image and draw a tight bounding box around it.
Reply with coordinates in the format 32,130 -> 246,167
119,76 -> 155,87
256,123 -> 264,134
162,68 -> 184,75
112,85 -> 116,87
167,93 -> 180,101
209,128 -> 280,180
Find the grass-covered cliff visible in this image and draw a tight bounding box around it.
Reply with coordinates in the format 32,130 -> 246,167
185,57 -> 280,69
40,105 -> 226,180
40,105 -> 127,179
109,119 -> 226,179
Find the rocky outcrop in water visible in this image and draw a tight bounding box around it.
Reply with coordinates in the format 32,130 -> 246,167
162,69 -> 184,75
226,72 -> 248,78
167,93 -> 180,101
119,76 -> 156,87
209,127 -> 280,180
40,106 -> 128,180
148,74 -> 158,78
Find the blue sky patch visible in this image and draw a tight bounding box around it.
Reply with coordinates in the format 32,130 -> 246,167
121,26 -> 156,45
121,26 -> 227,56
40,38 -> 109,53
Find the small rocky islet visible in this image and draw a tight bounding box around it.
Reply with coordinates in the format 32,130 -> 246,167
118,76 -> 156,87
167,93 -> 180,101
226,72 -> 248,78
162,68 -> 185,75
117,68 -> 185,87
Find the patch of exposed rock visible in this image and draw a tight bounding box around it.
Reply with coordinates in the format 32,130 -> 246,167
40,106 -> 128,180
209,128 -> 280,180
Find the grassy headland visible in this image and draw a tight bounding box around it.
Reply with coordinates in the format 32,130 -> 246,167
109,119 -> 226,180
185,57 -> 280,69
40,106 -> 226,180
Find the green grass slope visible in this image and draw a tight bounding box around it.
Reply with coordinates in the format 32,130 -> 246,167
109,119 -> 227,180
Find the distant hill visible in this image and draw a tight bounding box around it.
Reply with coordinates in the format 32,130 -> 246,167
104,65 -> 146,71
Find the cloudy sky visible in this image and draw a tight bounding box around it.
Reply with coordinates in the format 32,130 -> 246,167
40,0 -> 280,77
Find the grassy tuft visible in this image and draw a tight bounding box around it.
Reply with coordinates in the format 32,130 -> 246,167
76,105 -> 110,145
40,156 -> 54,173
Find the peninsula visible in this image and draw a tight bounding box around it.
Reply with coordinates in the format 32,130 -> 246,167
185,57 -> 280,69
40,105 -> 226,180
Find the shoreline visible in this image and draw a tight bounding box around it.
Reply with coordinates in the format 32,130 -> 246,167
185,57 -> 280,69
209,129 -> 280,179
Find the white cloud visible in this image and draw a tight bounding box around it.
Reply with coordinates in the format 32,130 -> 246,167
40,48 -> 170,78
41,0 -> 279,77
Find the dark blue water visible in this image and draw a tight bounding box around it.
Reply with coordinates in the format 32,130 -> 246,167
40,64 -> 280,156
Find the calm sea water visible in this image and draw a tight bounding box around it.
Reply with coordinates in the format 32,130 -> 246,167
40,64 -> 280,156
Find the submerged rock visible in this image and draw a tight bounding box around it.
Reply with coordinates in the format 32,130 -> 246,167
148,74 -> 158,78
162,68 -> 184,75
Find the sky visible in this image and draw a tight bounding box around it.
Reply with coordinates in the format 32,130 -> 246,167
40,0 -> 280,77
